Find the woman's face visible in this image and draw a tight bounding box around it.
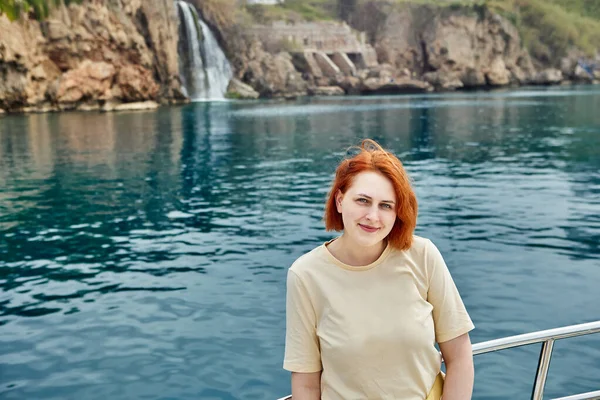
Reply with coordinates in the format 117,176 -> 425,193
336,171 -> 397,248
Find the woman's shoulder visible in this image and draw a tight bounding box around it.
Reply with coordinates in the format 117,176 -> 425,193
289,243 -> 328,274
398,235 -> 435,256
388,235 -> 440,269
411,234 -> 432,248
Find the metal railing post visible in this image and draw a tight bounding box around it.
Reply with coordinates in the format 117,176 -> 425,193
531,339 -> 555,400
551,390 -> 600,400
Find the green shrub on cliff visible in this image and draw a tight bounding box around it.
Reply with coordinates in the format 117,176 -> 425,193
240,0 -> 599,64
0,0 -> 82,21
280,0 -> 336,20
548,0 -> 600,20
376,0 -> 600,59
488,0 -> 600,59
245,0 -> 336,23
391,0 -> 600,58
0,0 -> 27,20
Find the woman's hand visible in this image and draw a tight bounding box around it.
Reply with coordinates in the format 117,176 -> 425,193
439,333 -> 474,400
291,371 -> 321,400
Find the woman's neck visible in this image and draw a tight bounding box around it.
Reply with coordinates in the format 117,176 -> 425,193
327,234 -> 387,267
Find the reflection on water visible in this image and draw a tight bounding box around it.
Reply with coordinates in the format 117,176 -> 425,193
1,85 -> 599,400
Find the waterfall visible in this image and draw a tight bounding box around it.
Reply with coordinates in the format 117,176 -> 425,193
176,1 -> 233,101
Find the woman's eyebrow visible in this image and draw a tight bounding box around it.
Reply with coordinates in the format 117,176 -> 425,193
356,193 -> 396,204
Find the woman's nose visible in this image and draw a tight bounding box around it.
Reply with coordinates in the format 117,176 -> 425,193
365,206 -> 380,222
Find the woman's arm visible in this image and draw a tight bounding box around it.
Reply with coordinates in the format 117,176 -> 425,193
439,333 -> 474,400
291,371 -> 321,400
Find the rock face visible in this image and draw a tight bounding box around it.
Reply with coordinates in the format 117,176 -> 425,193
0,0 -> 184,113
140,1 -> 184,100
309,86 -> 345,96
201,2 -> 551,98
486,58 -> 512,86
559,49 -> 600,82
103,100 -> 160,112
361,77 -> 432,94
350,4 -> 538,89
49,61 -> 116,106
2,1 -> 594,111
533,68 -> 563,85
423,71 -> 463,90
238,40 -> 309,98
226,78 -> 260,99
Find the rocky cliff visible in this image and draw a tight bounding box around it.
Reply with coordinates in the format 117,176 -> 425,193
198,1 -> 597,100
0,0 -> 185,114
1,0 -> 598,114
364,4 -> 539,89
351,3 -> 590,90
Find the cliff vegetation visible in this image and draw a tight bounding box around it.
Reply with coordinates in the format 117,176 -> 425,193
0,0 -> 82,20
241,0 -> 600,63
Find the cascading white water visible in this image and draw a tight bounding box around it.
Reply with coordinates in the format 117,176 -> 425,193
197,18 -> 234,99
176,1 -> 233,101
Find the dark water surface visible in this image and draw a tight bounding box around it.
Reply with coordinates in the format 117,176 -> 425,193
1,86 -> 599,399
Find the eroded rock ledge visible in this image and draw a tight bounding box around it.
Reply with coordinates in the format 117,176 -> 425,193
1,1 -> 598,114
220,5 -> 598,100
0,0 -> 186,114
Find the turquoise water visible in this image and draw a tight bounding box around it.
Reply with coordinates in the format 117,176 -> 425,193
1,86 -> 599,399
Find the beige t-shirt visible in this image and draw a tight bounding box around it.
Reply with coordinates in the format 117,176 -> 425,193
283,235 -> 474,400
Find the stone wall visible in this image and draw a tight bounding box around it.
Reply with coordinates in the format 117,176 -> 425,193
248,21 -> 367,54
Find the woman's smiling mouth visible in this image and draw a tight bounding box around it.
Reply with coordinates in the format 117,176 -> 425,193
358,224 -> 380,233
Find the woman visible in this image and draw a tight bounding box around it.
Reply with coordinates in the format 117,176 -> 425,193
283,139 -> 474,400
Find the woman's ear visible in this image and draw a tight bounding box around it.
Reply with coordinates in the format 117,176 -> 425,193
335,190 -> 343,213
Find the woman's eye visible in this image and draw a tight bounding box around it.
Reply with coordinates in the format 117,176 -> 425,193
357,198 -> 368,203
381,203 -> 392,209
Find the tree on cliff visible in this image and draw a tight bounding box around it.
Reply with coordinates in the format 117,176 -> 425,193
337,0 -> 357,21
0,0 -> 82,21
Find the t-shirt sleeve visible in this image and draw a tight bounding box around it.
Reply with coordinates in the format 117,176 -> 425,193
425,240 -> 475,343
283,269 -> 322,373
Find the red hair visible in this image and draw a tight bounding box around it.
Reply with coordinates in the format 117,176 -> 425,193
324,139 -> 418,250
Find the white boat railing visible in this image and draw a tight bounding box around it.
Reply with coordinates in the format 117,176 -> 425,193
277,320 -> 600,400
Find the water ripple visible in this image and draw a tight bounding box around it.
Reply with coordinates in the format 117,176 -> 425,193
1,86 -> 600,399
